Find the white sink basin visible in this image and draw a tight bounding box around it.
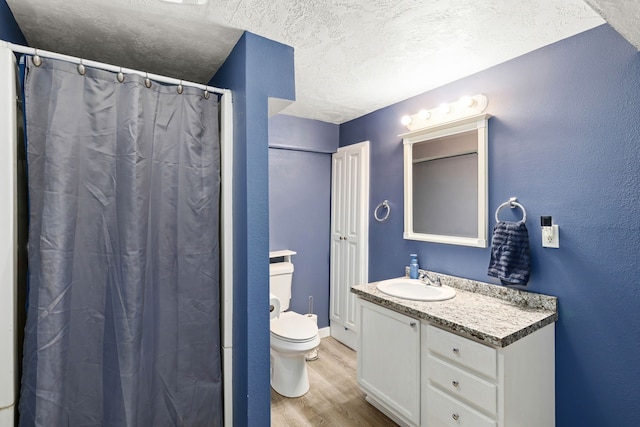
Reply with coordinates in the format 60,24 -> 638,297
376,278 -> 456,301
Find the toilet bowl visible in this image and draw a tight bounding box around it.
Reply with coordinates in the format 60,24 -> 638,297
270,311 -> 320,397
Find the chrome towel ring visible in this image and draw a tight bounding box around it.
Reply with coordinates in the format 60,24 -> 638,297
374,200 -> 391,222
495,197 -> 527,223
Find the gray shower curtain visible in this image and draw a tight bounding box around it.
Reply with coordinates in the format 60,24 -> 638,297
19,58 -> 222,426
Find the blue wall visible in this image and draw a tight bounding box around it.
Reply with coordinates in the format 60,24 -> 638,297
340,24 -> 640,426
0,0 -> 26,45
268,114 -> 338,328
211,32 -> 295,427
269,114 -> 338,153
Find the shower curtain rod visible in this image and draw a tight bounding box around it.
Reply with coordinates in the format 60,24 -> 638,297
1,40 -> 228,96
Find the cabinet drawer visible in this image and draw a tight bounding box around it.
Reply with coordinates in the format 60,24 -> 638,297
426,354 -> 497,415
425,385 -> 496,427
426,324 -> 497,379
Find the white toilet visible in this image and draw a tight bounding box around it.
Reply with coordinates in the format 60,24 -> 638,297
269,260 -> 320,398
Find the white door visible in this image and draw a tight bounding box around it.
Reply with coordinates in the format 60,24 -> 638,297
330,141 -> 369,349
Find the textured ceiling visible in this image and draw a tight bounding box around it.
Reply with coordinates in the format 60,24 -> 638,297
584,0 -> 640,49
6,0 -> 609,123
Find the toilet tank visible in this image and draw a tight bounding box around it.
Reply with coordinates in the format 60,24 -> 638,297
269,262 -> 294,311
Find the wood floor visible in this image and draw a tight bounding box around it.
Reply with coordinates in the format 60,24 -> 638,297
271,337 -> 397,426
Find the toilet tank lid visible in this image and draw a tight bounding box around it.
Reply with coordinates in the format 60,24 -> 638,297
269,262 -> 294,275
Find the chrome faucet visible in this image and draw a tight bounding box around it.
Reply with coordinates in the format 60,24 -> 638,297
418,269 -> 442,287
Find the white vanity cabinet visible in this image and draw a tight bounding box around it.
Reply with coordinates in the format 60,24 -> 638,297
423,323 -> 555,427
357,299 -> 421,426
357,298 -> 556,427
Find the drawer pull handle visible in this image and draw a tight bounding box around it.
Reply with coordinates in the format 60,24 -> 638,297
452,413 -> 460,421
452,380 -> 459,387
410,321 -> 417,327
452,348 -> 460,355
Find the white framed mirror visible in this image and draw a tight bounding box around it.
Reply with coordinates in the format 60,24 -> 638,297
402,113 -> 490,247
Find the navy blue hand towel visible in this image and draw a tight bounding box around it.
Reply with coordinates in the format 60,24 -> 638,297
487,221 -> 531,286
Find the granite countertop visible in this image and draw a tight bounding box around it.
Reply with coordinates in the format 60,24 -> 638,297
351,272 -> 558,347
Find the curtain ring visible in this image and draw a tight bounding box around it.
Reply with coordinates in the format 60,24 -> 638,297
77,59 -> 86,75
32,49 -> 42,67
177,80 -> 183,94
144,73 -> 152,88
203,89 -> 210,99
117,67 -> 125,83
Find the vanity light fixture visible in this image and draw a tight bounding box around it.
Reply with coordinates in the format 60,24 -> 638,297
401,94 -> 489,131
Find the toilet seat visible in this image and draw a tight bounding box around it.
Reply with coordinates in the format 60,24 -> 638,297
270,311 -> 318,343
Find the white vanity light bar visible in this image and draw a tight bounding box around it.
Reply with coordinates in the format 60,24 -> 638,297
401,94 -> 489,131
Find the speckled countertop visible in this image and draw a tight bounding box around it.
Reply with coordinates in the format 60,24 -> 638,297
351,271 -> 558,347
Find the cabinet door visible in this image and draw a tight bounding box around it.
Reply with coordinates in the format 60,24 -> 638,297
358,300 -> 420,426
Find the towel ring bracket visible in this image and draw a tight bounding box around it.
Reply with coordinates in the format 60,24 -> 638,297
374,200 -> 391,222
495,197 -> 527,223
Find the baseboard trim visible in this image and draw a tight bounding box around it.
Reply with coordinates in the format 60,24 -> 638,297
318,326 -> 331,338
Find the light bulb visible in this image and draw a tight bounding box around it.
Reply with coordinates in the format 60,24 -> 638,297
438,103 -> 451,114
417,109 -> 431,120
401,115 -> 413,126
460,96 -> 475,107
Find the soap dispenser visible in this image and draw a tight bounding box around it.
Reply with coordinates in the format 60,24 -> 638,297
409,254 -> 419,279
